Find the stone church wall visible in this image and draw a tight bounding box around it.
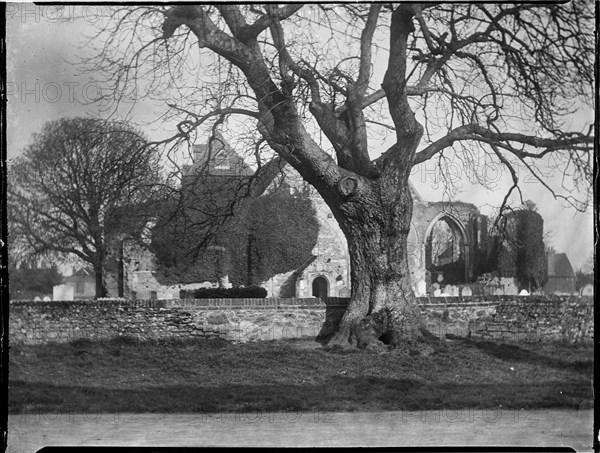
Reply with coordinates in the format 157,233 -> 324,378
115,134 -> 492,300
291,191 -> 350,298
107,146 -> 489,300
106,240 -> 214,301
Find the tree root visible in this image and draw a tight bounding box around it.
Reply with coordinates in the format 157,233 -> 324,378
326,306 -> 445,355
323,304 -> 448,355
324,325 -> 357,350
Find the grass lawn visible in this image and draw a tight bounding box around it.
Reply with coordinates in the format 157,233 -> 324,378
8,336 -> 593,414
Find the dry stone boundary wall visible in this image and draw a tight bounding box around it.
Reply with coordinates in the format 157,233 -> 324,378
9,296 -> 593,345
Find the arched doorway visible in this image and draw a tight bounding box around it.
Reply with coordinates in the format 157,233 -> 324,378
425,215 -> 467,285
312,276 -> 329,299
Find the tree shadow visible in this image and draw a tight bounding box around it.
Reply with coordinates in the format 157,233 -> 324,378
448,337 -> 593,373
315,298 -> 349,344
9,373 -> 592,414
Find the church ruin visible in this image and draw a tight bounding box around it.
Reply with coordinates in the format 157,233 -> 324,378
111,133 -> 490,299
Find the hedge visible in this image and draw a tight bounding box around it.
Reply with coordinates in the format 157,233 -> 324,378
179,286 -> 268,299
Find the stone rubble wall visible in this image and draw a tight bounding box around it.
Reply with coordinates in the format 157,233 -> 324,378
467,297 -> 594,343
8,296 -> 593,345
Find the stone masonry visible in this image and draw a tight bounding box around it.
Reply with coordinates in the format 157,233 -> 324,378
9,296 -> 593,345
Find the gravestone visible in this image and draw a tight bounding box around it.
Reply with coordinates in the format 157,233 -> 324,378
580,284 -> 593,296
444,285 -> 459,296
53,284 -> 74,301
416,280 -> 427,296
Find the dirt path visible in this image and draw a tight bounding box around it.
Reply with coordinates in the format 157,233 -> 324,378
8,409 -> 594,452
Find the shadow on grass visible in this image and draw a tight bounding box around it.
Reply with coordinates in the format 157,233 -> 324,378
9,375 -> 592,414
451,337 -> 593,373
10,336 -> 594,414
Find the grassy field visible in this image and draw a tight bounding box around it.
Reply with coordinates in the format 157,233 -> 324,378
9,336 -> 593,414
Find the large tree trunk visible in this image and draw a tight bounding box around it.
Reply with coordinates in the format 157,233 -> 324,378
325,173 -> 426,351
93,263 -> 106,299
117,239 -> 124,298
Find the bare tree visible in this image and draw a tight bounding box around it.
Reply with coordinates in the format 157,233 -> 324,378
8,117 -> 161,298
87,3 -> 593,348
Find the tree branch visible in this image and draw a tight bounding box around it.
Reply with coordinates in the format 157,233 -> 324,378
244,5 -> 305,42
413,124 -> 593,165
162,5 -> 348,197
381,4 -> 424,170
356,4 -> 381,95
216,5 -> 249,41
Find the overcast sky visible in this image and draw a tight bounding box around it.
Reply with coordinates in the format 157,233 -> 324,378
6,4 -> 595,271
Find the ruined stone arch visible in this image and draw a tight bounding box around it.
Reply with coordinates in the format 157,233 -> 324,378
424,213 -> 470,285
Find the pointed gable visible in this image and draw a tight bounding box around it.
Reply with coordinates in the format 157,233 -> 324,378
549,253 -> 575,278
184,131 -> 254,177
